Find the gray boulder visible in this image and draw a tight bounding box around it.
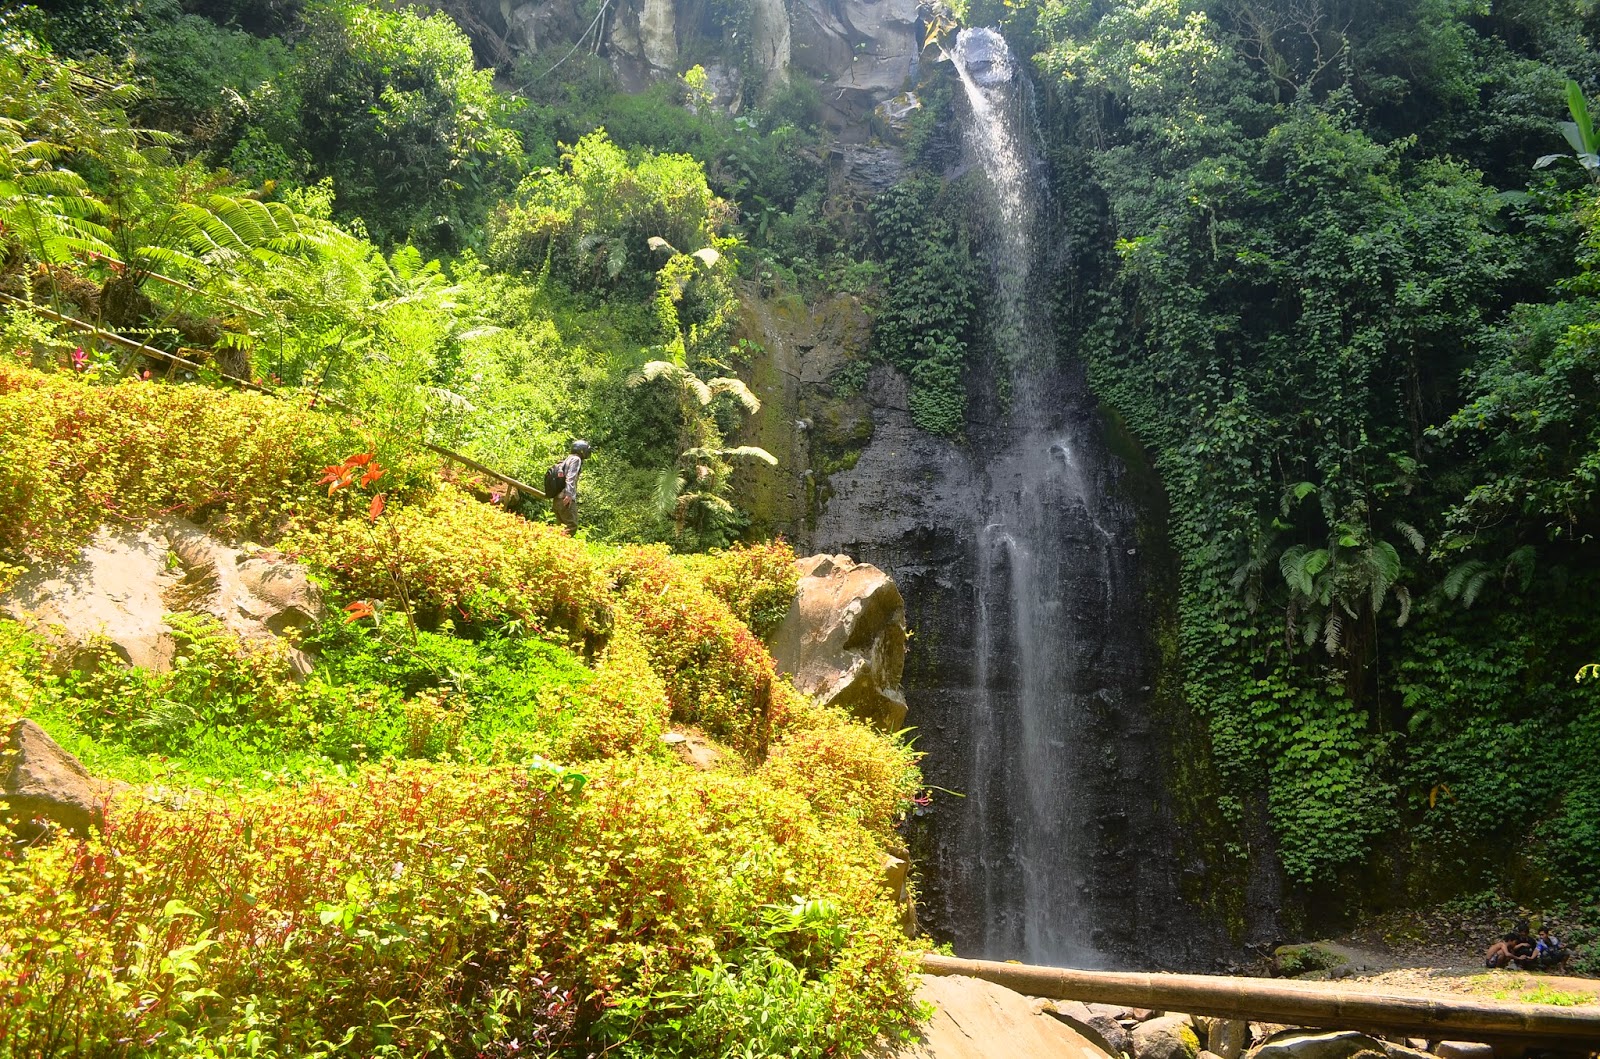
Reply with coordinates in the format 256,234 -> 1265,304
1045,999 -> 1132,1056
1249,1030 -> 1389,1059
1430,1044 -> 1492,1059
1132,1014 -> 1201,1059
1207,1018 -> 1250,1059
2,719 -> 118,839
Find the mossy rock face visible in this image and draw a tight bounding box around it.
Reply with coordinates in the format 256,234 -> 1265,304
1272,942 -> 1348,978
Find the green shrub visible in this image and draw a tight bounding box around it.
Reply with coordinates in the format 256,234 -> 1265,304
488,129 -> 731,300
683,539 -> 801,639
761,697 -> 923,845
261,0 -> 522,248
607,544 -> 785,756
0,758 -> 920,1055
0,364 -> 385,564
285,483 -> 614,645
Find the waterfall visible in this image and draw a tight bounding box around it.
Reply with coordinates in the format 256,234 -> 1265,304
949,26 -> 1118,967
815,24 -> 1233,971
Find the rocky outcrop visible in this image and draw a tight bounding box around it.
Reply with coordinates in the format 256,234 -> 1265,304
2,719 -> 118,839
1043,1000 -> 1133,1057
872,974 -> 1114,1059
789,0 -> 923,130
1205,1017 -> 1251,1059
1,520 -> 324,676
771,552 -> 907,731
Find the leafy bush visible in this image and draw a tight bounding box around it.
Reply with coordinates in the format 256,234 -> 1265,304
129,0 -> 290,133
256,0 -> 522,248
607,544 -> 787,756
868,177 -> 980,437
684,540 -> 801,639
286,482 -> 613,644
761,696 -> 923,845
0,364 -> 384,564
0,758 -> 920,1055
488,129 -> 732,300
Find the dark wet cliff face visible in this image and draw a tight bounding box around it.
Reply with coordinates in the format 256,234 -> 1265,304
813,366 -> 1231,970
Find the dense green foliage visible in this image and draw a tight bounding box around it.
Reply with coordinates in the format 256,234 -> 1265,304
1013,0 -> 1600,905
0,9 -> 933,1051
13,0 -> 1600,1002
0,364 -> 924,1055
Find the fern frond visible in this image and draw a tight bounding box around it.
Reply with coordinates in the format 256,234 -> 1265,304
1442,559 -> 1488,601
1367,540 -> 1402,613
1323,610 -> 1343,655
1280,545 -> 1329,599
654,469 -> 684,516
1462,568 -> 1492,609
707,376 -> 760,414
1394,520 -> 1426,555
1394,584 -> 1412,627
716,445 -> 778,466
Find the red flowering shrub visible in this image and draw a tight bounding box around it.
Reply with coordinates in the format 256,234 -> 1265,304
0,759 -> 919,1055
285,484 -> 614,644
761,697 -> 923,845
683,540 -> 802,639
0,367 -> 929,1056
606,545 -> 787,756
0,364 -> 421,563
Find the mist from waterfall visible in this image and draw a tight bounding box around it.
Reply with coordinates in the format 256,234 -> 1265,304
947,26 -> 1116,967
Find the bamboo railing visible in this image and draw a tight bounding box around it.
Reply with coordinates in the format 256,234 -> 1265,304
921,954 -> 1600,1050
0,293 -> 546,500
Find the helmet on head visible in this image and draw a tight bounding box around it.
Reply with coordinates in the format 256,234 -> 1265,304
571,440 -> 592,457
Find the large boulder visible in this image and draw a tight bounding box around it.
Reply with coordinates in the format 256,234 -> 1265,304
1133,1014 -> 1202,1059
2,520 -> 324,677
1206,1018 -> 1250,1059
2,719 -> 118,839
771,553 -> 907,730
1044,999 -> 1133,1056
1249,1030 -> 1389,1059
873,974 -> 1115,1059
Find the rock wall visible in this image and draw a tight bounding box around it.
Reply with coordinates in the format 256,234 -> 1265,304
438,0 -> 926,129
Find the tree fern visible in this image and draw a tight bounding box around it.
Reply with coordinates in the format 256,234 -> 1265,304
707,376 -> 761,414
1393,519 -> 1426,555
1279,544 -> 1329,598
1365,540 -> 1402,614
1442,559 -> 1490,607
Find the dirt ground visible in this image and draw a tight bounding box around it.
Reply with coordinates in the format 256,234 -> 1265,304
1307,929 -> 1600,1006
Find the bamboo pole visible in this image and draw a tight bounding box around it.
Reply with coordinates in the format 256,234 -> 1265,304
0,293 -> 546,500
920,954 -> 1600,1048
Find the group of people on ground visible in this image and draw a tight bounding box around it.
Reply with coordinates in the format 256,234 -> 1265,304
1484,922 -> 1572,971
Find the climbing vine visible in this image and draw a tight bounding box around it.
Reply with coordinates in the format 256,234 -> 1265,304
869,177 -> 980,438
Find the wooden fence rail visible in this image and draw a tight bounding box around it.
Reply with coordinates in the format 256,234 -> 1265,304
921,954 -> 1600,1050
0,293 -> 546,500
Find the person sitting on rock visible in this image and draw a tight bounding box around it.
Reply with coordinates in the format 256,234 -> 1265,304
1533,929 -> 1570,971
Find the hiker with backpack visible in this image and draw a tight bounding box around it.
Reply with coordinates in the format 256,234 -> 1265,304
546,440 -> 590,533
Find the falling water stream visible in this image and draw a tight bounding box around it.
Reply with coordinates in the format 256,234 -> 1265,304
950,27 -> 1119,967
